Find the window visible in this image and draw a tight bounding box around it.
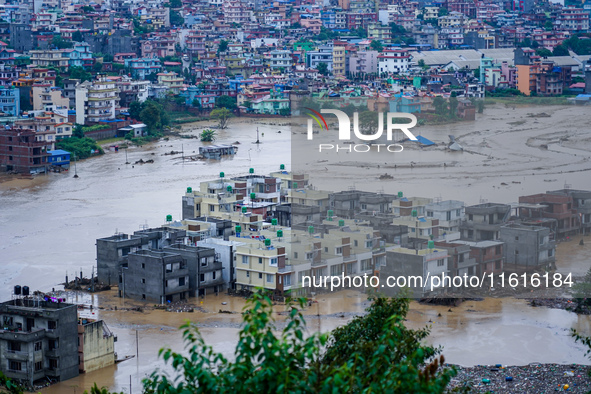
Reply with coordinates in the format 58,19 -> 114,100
258,273 -> 263,279
335,247 -> 343,255
209,205 -> 215,212
201,258 -> 208,267
141,278 -> 145,284
361,259 -> 372,271
258,257 -> 263,264
48,321 -> 57,330
446,211 -> 451,221
141,263 -> 145,269
325,247 -> 329,252
495,245 -> 501,255
284,274 -> 291,286
246,271 -> 250,278
49,359 -> 58,369
269,258 -> 278,266
35,361 -> 43,371
9,361 -> 21,371
34,341 -> 42,351
166,264 -> 172,273
468,214 -> 473,221
212,271 -> 216,280
294,252 -> 298,259
515,236 -> 519,241
179,277 -> 185,286
495,261 -> 501,270
266,274 -> 273,283
8,342 -> 21,352
306,252 -> 313,260
200,274 -> 205,282
366,240 -> 372,248
548,249 -> 554,257
48,339 -> 58,350
437,259 -> 444,267
459,254 -> 465,263
242,255 -> 248,264
3,316 -> 12,326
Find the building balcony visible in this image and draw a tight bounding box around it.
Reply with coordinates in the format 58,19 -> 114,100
4,350 -> 29,361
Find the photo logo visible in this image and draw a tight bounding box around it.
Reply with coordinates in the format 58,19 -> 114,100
305,109 -> 419,153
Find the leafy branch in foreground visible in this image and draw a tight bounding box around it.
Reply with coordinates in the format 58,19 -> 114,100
142,292 -> 456,393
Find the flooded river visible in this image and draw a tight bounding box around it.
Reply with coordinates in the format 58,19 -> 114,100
1,103 -> 591,393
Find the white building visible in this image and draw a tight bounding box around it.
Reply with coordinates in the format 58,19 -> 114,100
378,49 -> 412,74
75,77 -> 119,125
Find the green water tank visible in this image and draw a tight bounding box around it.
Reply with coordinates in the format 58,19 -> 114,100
249,168 -> 254,174
235,225 -> 241,233
277,229 -> 283,237
280,164 -> 285,170
428,240 -> 435,249
398,191 -> 403,198
250,192 -> 256,199
166,215 -> 172,222
241,206 -> 247,213
338,220 -> 345,227
271,218 -> 278,225
293,182 -> 298,189
264,239 -> 271,246
227,185 -> 232,192
411,210 -> 417,217
187,187 -> 192,193
308,225 -> 314,234
220,172 -> 225,178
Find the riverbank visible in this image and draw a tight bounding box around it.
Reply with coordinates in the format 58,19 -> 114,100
448,363 -> 591,393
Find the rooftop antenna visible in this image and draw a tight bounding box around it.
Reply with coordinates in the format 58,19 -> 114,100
255,127 -> 260,144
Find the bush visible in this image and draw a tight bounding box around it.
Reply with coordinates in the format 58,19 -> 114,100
56,137 -> 104,160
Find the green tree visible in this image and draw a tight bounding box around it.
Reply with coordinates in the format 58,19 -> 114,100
73,124 -> 84,139
140,101 -> 164,134
553,44 -> 569,56
433,96 -> 447,116
52,35 -> 73,49
72,30 -> 84,42
438,7 -> 448,16
218,40 -> 229,54
216,95 -> 237,110
200,128 -> 217,142
170,10 -> 184,26
129,101 -> 143,120
544,20 -> 553,31
69,66 -> 92,83
355,27 -> 367,38
448,96 -> 458,118
370,39 -> 384,52
142,293 -> 455,393
316,62 -> 329,76
92,61 -> 103,73
210,107 -> 232,129
536,47 -> 552,57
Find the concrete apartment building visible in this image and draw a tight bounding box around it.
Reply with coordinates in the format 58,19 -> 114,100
96,227 -> 186,285
329,190 -> 398,218
162,244 -> 225,296
500,224 -> 556,271
518,193 -> 580,239
77,318 -> 115,373
165,217 -> 233,243
455,240 -> 504,276
434,241 -> 478,277
381,246 -> 449,297
0,127 -> 52,174
460,202 -> 511,241
120,250 -> 190,303
0,298 -> 79,386
548,189 -> 591,235
425,200 -> 464,236
391,196 -> 433,217
391,214 -> 440,244
75,77 -> 119,125
348,50 -> 378,75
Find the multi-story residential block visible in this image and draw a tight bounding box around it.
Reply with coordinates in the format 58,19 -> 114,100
0,85 -> 20,116
332,46 -> 346,77
425,200 -> 464,236
381,246 -> 449,296
434,241 -> 478,277
63,42 -> 93,69
0,127 -> 51,174
555,7 -> 590,32
123,58 -> 162,80
306,46 -> 333,72
348,50 -> 378,75
29,50 -> 70,71
378,49 -> 411,74
269,50 -> 292,70
548,189 -> 591,235
120,250 -> 190,303
0,298 -> 79,385
518,193 -> 580,239
157,71 -> 184,94
455,240 -> 504,276
75,77 -> 119,124
460,202 -> 511,241
500,224 -> 555,271
32,85 -> 69,111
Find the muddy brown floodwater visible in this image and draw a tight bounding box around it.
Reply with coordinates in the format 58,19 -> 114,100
0,105 -> 590,393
